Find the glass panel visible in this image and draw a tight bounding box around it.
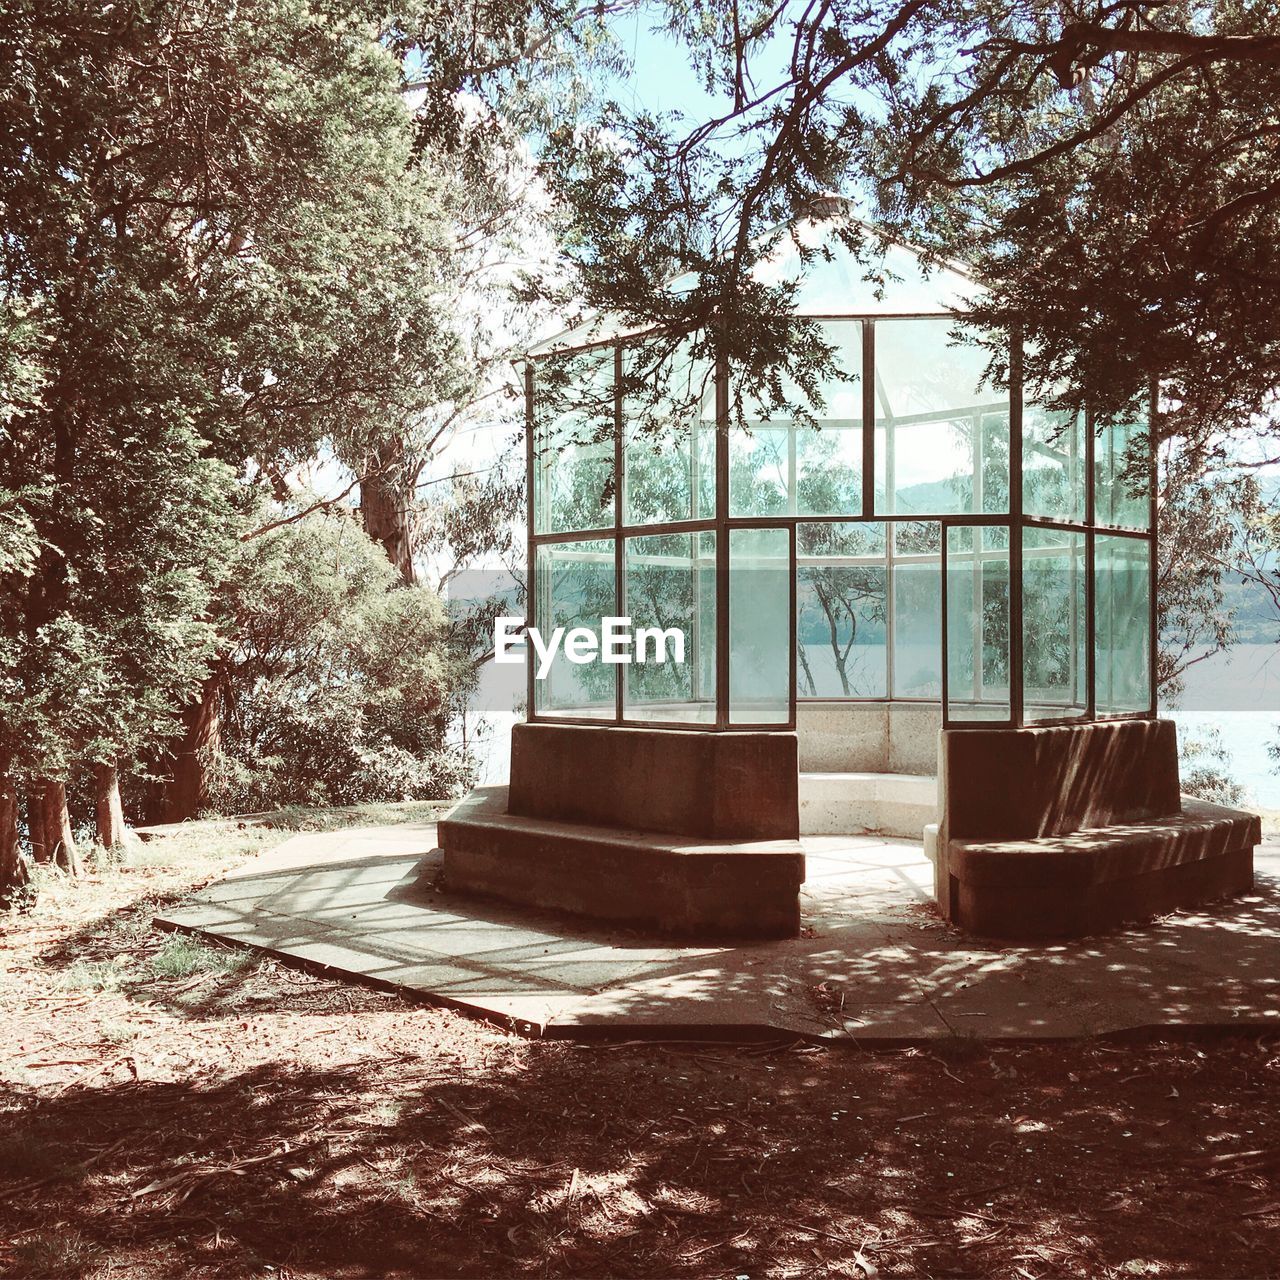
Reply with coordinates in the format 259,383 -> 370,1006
532,347 -> 616,534
774,234 -> 972,315
1023,405 -> 1085,523
946,526 -> 1010,721
1095,418 -> 1151,530
874,318 -> 1007,517
729,527 -> 791,723
893,519 -> 941,556
533,540 -> 616,718
623,341 -> 716,525
730,321 -> 861,517
623,533 -> 716,723
796,522 -> 887,698
892,520 -> 941,698
1096,533 -> 1152,715
981,411 -> 1012,515
1022,527 -> 1087,722
728,423 -> 790,517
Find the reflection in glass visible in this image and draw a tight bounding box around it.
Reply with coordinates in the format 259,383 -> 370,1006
1022,527 -> 1087,722
946,526 -> 1010,721
893,557 -> 942,698
874,319 -> 1007,517
623,533 -> 716,722
797,523 -> 887,698
623,342 -> 716,525
1095,419 -> 1151,530
893,520 -> 942,556
533,540 -> 616,717
730,321 -> 861,517
729,527 -> 791,723
1096,534 -> 1152,714
1024,406 -> 1085,523
532,347 -> 616,535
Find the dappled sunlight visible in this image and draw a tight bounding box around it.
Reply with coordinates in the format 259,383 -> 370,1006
146,825 -> 1280,1043
4,951 -> 1276,1280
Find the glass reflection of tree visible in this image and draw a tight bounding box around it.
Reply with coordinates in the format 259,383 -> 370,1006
544,545 -> 616,709
624,343 -> 715,525
797,520 -> 886,697
982,559 -> 1011,690
728,428 -> 790,516
626,535 -> 710,706
1023,409 -> 1083,521
793,436 -> 886,697
535,349 -> 617,533
1023,543 -> 1082,708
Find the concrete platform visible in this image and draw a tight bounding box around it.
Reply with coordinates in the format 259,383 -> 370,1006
154,820 -> 1280,1042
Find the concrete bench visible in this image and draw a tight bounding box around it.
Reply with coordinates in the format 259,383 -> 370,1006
931,719 -> 1261,939
939,797 -> 1258,938
440,785 -> 805,938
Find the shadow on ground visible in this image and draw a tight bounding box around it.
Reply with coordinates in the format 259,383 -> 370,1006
154,827 -> 1280,1041
3,1030 -> 1279,1279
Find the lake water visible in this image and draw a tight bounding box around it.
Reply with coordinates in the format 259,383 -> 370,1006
1167,709 -> 1280,807
1169,643 -> 1280,806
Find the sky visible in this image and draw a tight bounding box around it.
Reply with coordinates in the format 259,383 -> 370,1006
610,9 -> 724,117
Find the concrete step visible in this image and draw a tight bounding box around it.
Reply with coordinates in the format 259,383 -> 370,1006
799,772 -> 939,839
441,785 -> 804,938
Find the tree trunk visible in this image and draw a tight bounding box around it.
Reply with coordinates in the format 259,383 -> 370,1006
27,788 -> 49,862
95,762 -> 128,850
0,775 -> 32,909
360,449 -> 416,585
163,671 -> 223,822
38,780 -> 82,877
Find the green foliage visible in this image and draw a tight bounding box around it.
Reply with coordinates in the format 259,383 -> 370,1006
533,1 -> 1280,467
1158,448 -> 1262,699
0,0 -> 517,839
1182,726 -> 1248,807
207,511 -> 475,812
148,935 -> 255,980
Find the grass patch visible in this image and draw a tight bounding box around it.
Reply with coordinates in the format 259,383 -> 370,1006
9,1231 -> 101,1278
225,799 -> 454,834
97,1018 -> 142,1046
147,934 -> 256,980
53,959 -> 129,993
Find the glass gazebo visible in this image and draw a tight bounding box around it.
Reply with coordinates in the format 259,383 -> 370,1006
524,231 -> 1155,736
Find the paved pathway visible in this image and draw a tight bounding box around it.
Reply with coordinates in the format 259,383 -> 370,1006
156,824 -> 1280,1041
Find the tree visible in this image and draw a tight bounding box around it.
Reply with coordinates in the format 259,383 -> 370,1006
797,521 -> 887,699
0,0 -> 531,894
0,489 -> 41,903
530,2 -> 1280,457
204,509 -> 475,814
1157,443 -> 1261,701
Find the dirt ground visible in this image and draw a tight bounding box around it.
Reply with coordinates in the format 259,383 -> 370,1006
2,815 -> 1278,1279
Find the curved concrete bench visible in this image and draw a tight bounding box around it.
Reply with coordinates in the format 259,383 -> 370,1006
440,786 -> 805,939
940,797 -> 1258,938
931,720 -> 1261,939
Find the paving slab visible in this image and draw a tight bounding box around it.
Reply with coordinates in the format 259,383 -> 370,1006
156,824 -> 1280,1041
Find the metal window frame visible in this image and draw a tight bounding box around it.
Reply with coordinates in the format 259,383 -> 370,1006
523,314 -> 1159,733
